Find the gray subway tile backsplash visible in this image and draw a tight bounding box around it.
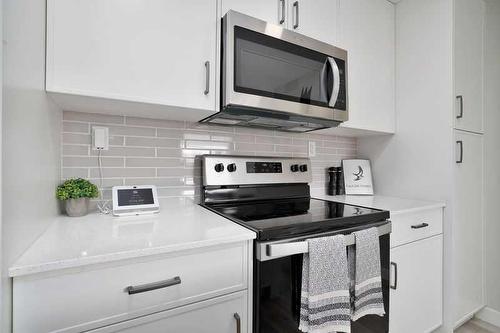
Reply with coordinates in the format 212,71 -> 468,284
61,111 -> 357,199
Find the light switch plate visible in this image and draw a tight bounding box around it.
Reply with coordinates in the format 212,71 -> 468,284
92,126 -> 109,150
308,141 -> 316,157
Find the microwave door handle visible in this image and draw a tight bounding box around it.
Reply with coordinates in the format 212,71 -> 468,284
327,57 -> 341,107
320,61 -> 329,102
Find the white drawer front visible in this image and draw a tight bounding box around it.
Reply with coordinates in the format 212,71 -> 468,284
13,243 -> 248,333
89,291 -> 248,333
390,208 -> 443,247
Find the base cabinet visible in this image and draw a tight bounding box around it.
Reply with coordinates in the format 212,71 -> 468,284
89,292 -> 248,333
389,235 -> 443,333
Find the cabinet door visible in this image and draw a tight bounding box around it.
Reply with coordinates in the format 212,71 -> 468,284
46,0 -> 217,112
221,0 -> 287,27
89,292 -> 247,333
455,0 -> 484,133
454,130 -> 484,325
390,235 -> 443,333
288,0 -> 338,45
337,0 -> 395,134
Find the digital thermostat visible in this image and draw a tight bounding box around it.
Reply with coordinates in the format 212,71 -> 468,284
112,185 -> 160,217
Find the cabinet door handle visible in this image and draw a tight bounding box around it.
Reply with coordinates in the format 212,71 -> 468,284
204,61 -> 210,95
411,223 -> 429,229
234,313 -> 241,333
125,276 -> 181,295
279,0 -> 286,24
293,1 -> 299,29
456,140 -> 463,164
390,262 -> 398,290
456,95 -> 463,119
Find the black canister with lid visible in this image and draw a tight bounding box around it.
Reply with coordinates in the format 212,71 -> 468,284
328,167 -> 345,195
328,167 -> 338,195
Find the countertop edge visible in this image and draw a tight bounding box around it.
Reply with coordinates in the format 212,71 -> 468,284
9,233 -> 256,278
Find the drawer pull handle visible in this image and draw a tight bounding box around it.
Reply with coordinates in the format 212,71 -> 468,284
411,223 -> 429,229
234,313 -> 241,333
390,262 -> 398,290
126,276 -> 181,295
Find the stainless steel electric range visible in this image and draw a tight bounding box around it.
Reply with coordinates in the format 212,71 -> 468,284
200,155 -> 391,333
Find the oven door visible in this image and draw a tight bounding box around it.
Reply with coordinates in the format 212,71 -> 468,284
254,233 -> 390,333
222,10 -> 348,123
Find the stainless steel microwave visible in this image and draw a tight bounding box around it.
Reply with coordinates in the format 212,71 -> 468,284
201,10 -> 348,132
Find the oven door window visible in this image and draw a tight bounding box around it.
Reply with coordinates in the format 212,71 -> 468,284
254,234 -> 390,333
234,26 -> 346,110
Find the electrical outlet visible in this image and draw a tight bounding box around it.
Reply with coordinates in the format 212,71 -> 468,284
308,141 -> 316,157
92,126 -> 109,150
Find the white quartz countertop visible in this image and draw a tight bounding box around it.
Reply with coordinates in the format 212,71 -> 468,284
312,192 -> 445,215
9,197 -> 255,278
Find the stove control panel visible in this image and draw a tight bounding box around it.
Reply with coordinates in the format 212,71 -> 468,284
202,155 -> 312,186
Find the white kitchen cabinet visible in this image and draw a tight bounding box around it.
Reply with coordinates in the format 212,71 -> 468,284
13,240 -> 252,333
288,0 -> 339,45
455,0 -> 485,133
221,0 -> 287,26
335,0 -> 395,134
89,292 -> 247,333
222,0 -> 338,45
46,0 -> 217,120
390,235 -> 443,333
454,130 -> 484,325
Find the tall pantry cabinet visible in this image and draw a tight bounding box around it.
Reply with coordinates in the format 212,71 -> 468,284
358,0 -> 487,331
453,0 -> 485,326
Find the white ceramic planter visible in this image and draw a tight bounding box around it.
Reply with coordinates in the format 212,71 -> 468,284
65,198 -> 90,217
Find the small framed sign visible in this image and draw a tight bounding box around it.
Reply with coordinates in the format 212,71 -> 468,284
112,185 -> 160,216
342,159 -> 374,195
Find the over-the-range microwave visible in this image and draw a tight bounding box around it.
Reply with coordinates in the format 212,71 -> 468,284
201,10 -> 348,132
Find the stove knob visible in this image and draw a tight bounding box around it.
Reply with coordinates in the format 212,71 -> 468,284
299,164 -> 308,172
227,163 -> 237,172
291,164 -> 299,172
214,163 -> 224,173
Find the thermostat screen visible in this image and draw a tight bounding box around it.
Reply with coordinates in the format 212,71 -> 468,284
117,188 -> 154,206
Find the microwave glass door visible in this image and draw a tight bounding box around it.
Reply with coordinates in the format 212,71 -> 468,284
234,26 -> 346,111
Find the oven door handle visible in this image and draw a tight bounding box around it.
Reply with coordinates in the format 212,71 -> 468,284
259,222 -> 391,261
327,57 -> 341,108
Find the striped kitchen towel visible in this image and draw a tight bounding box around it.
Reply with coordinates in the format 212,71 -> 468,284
348,227 -> 385,321
299,235 -> 351,333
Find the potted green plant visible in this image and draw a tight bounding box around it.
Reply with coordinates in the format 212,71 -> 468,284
56,178 -> 99,217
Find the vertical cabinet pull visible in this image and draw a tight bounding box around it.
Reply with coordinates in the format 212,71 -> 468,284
204,61 -> 210,95
456,140 -> 463,164
279,0 -> 286,24
456,95 -> 464,119
293,1 -> 299,29
234,313 -> 241,333
390,262 -> 398,290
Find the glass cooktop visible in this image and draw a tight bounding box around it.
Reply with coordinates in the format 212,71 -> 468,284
204,198 -> 389,241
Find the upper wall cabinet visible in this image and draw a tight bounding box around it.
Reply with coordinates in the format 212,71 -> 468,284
288,0 -> 339,45
455,0 -> 484,134
333,0 -> 396,135
221,0 -> 338,45
46,0 -> 217,121
221,0 -> 288,27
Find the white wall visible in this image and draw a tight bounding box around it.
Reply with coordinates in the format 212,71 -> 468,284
0,0 -> 3,329
2,0 -> 62,331
357,0 -> 454,331
482,0 -> 500,317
